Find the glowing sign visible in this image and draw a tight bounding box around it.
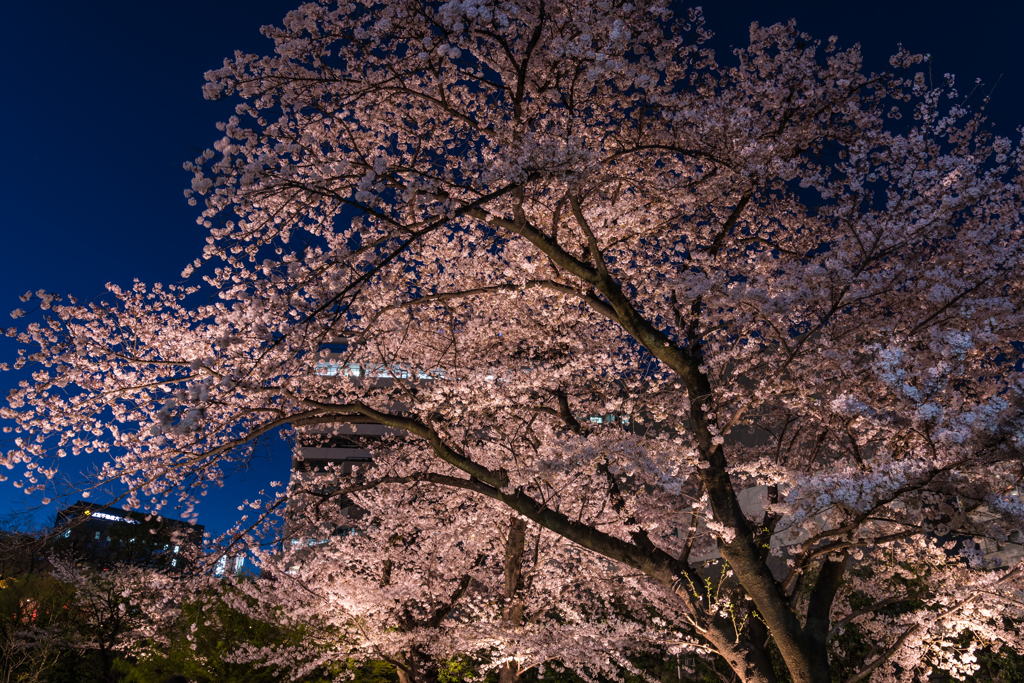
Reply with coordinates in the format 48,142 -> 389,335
84,511 -> 138,524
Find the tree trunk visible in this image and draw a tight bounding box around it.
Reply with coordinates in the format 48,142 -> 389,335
504,515 -> 528,623
499,662 -> 521,683
397,648 -> 441,683
686,373 -> 832,683
497,515 -> 528,683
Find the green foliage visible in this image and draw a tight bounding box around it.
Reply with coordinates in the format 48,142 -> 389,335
0,572 -> 78,683
974,645 -> 1024,683
438,657 -> 477,683
119,590 -> 332,683
348,660 -> 400,683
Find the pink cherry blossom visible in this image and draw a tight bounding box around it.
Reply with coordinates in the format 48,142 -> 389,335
5,2 -> 1024,681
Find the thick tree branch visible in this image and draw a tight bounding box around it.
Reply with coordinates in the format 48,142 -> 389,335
804,554 -> 848,644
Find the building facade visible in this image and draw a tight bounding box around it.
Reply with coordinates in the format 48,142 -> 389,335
53,501 -> 204,571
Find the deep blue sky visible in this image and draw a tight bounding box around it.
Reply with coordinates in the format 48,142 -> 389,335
2,0 -> 1022,534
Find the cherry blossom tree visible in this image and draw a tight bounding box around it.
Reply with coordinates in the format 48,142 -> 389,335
225,475 -> 673,683
47,557 -> 178,682
4,0 -> 1024,681
0,571 -> 74,683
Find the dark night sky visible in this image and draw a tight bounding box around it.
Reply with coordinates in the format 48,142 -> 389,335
1,0 -> 1021,535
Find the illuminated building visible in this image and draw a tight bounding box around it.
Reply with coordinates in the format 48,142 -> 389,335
53,501 -> 204,571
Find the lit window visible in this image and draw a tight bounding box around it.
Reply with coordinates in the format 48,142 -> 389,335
315,361 -> 339,376
173,545 -> 179,553
171,559 -> 177,567
95,532 -> 100,539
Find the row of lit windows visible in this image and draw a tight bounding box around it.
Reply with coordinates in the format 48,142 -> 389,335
214,555 -> 246,576
314,361 -> 445,380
